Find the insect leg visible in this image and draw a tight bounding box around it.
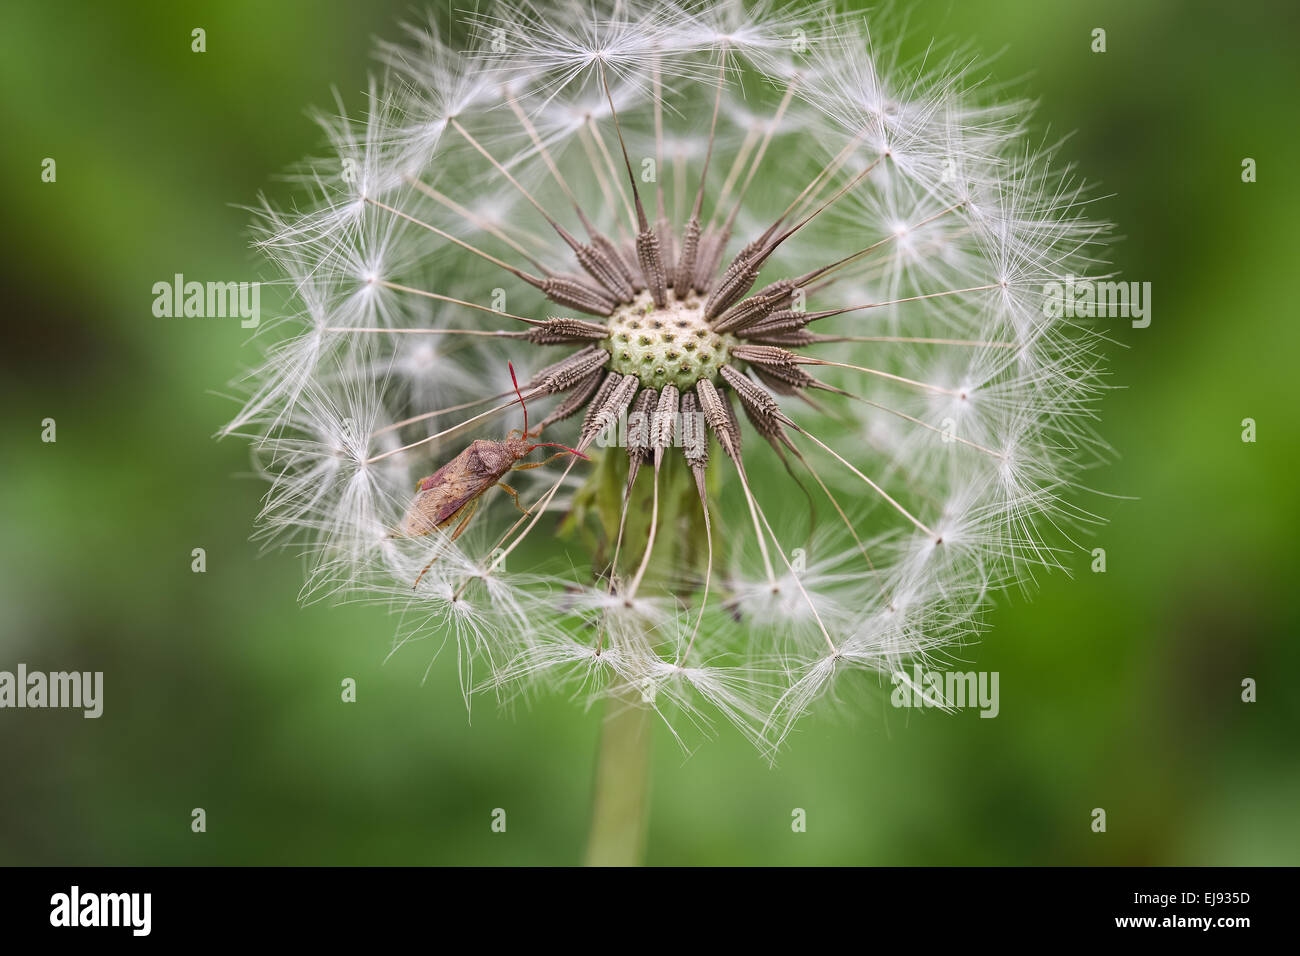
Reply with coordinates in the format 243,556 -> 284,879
511,451 -> 570,471
412,498 -> 479,589
494,481 -> 531,516
446,498 -> 479,542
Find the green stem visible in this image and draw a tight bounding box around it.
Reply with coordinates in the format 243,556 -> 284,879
570,448 -> 711,866
584,688 -> 653,866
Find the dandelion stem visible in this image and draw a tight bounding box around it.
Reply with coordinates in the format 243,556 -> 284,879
781,419 -> 936,538
624,463 -> 661,600
739,475 -> 777,587
759,133 -> 865,245
733,463 -> 837,655
404,176 -> 552,273
372,279 -> 543,325
504,93 -> 590,225
366,394 -> 532,463
450,119 -> 569,233
585,114 -> 638,229
578,119 -> 632,232
812,335 -> 1015,348
372,392 -> 509,437
324,326 -> 524,337
793,357 -> 962,397
687,52 -> 729,222
805,284 -> 1002,322
711,79 -> 798,233
837,393 -> 1005,458
679,486 -> 713,665
584,686 -> 652,867
364,197 -> 543,286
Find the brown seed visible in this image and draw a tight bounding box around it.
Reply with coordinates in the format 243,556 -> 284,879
525,317 -> 612,345
636,229 -> 668,308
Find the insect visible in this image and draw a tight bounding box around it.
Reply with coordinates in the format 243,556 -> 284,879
400,362 -> 589,587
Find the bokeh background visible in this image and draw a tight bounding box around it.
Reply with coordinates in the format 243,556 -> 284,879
2,0 -> 1296,865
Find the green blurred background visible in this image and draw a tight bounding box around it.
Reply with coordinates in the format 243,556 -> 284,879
2,0 -> 1297,865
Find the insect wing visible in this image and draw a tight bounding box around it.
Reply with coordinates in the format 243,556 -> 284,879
400,441 -> 508,536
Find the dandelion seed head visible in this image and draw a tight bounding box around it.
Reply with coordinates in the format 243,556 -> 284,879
229,0 -> 1113,753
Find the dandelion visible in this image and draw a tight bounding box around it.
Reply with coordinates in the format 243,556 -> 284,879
227,0 -> 1111,862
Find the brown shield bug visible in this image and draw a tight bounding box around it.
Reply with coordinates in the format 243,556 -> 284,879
399,362 -> 589,586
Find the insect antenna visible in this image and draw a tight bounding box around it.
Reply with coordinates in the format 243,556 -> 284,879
527,441 -> 591,460
508,361 -> 533,438
507,362 -> 590,460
